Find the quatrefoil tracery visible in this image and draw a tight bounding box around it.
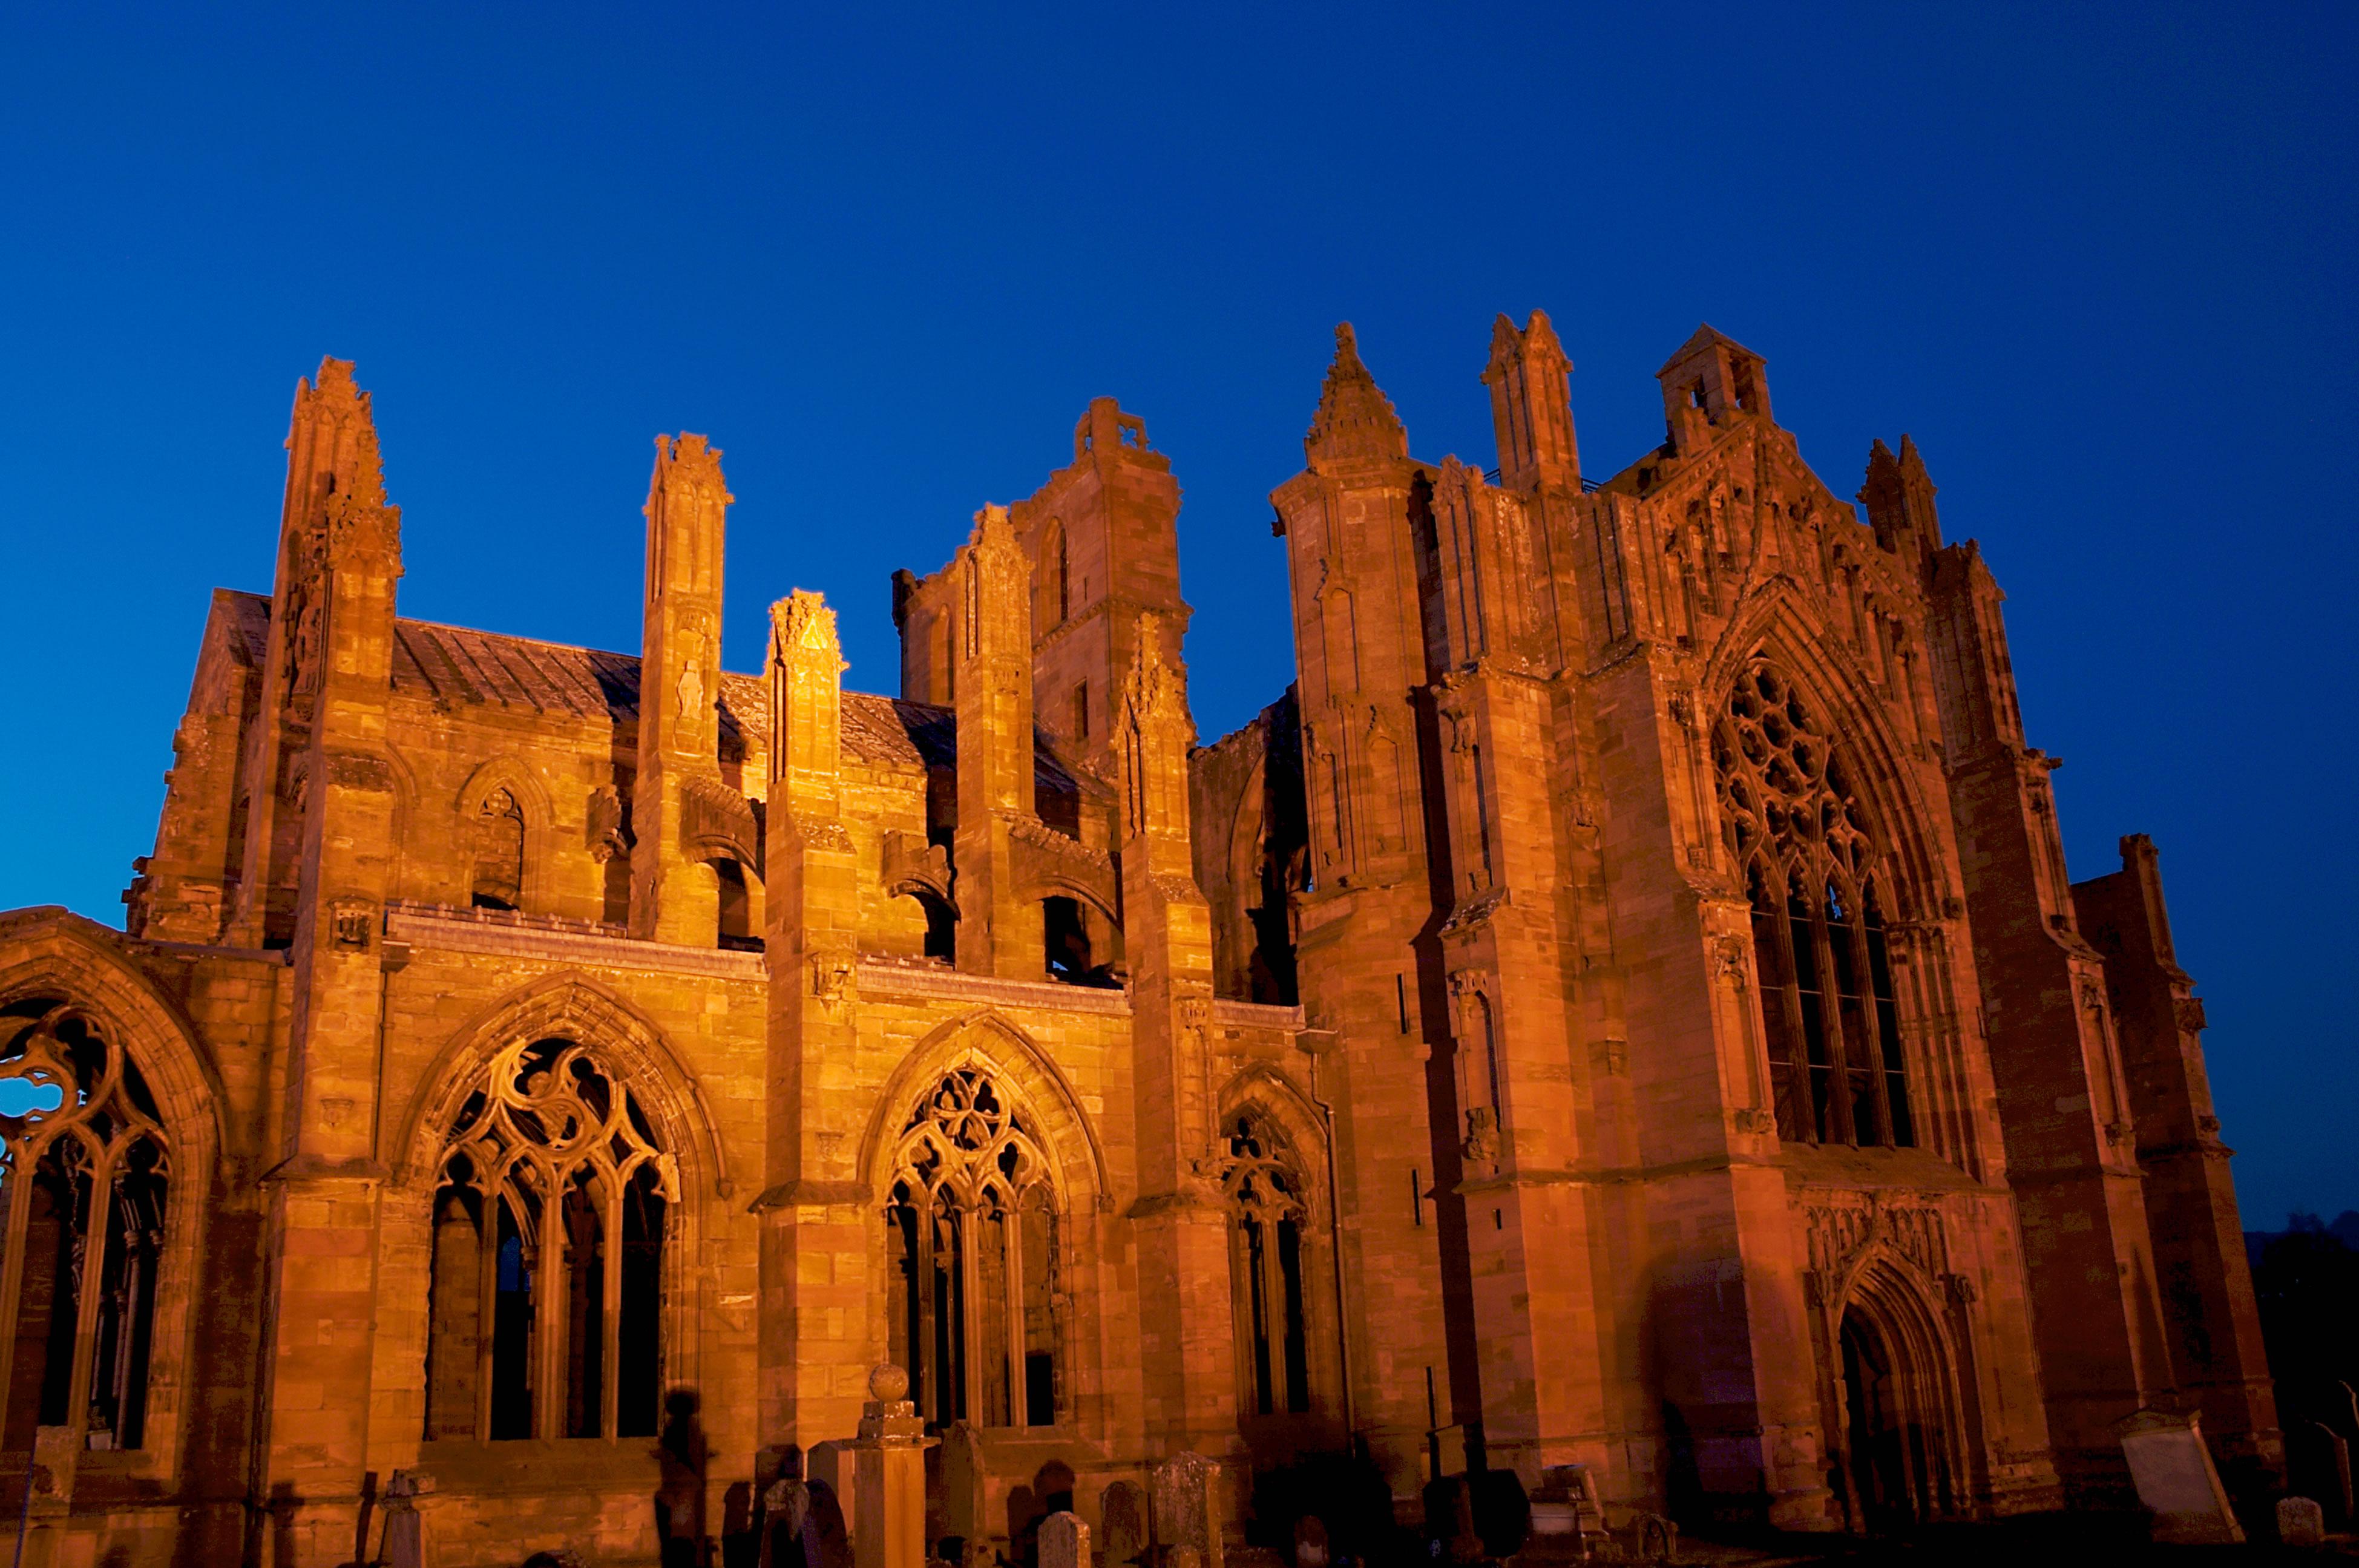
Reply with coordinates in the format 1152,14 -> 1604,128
1712,660 -> 1878,899
437,1037 -> 677,1243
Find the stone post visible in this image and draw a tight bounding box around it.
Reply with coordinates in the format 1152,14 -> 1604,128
847,1364 -> 931,1568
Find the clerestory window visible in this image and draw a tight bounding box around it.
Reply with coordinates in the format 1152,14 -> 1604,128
1713,660 -> 1914,1148
424,1037 -> 675,1441
884,1068 -> 1057,1430
0,1001 -> 168,1454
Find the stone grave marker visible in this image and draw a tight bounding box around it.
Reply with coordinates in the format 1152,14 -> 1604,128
378,1469 -> 430,1568
1040,1511 -> 1090,1568
1098,1481 -> 1146,1568
1150,1452 -> 1221,1568
2116,1408 -> 2243,1544
944,1423 -> 987,1544
1291,1514 -> 1327,1568
2279,1495 -> 2326,1547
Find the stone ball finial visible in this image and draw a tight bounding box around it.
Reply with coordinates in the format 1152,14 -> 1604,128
870,1362 -> 910,1403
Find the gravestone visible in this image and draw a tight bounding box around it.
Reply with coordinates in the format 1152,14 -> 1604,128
813,1442 -> 853,1541
2288,1419 -> 2352,1525
2116,1409 -> 2243,1544
1098,1481 -> 1146,1568
1291,1514 -> 1327,1568
1040,1512 -> 1090,1568
2279,1496 -> 2326,1548
945,1423 -> 987,1544
1150,1452 -> 1221,1568
849,1364 -> 931,1568
1421,1477 -> 1483,1566
764,1478 -> 818,1568
378,1469 -> 430,1568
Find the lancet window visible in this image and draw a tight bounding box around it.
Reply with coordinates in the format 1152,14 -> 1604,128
1222,1110 -> 1311,1417
1712,660 -> 1914,1148
1036,521 -> 1069,630
884,1068 -> 1057,1430
424,1037 -> 675,1442
0,1000 -> 169,1454
471,789 -> 525,911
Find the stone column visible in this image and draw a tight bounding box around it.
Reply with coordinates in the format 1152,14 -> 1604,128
846,1365 -> 931,1568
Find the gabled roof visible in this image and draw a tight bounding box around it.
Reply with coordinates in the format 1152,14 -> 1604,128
1657,323 -> 1764,377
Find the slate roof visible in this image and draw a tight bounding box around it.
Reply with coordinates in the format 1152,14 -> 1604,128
212,588 -> 1077,788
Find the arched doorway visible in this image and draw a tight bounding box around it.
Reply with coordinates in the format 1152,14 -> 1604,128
1838,1305 -> 1945,1530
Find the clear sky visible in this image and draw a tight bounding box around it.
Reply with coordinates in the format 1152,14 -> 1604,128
1,4 -> 2352,1222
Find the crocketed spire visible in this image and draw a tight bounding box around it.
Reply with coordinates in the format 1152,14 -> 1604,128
1304,323 -> 1409,465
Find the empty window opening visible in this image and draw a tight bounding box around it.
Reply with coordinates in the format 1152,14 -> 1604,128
1042,896 -> 1116,988
1071,681 -> 1089,741
424,1036 -> 672,1442
885,1069 -> 1058,1429
0,1001 -> 166,1454
1690,381 -> 1709,410
714,859 -> 760,952
918,893 -> 957,962
471,788 -> 525,910
1223,1112 -> 1312,1417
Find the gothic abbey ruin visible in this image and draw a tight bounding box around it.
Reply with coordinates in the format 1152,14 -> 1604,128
0,316 -> 2279,1562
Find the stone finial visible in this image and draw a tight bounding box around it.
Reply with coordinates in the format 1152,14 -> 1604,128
1305,323 -> 1409,465
870,1362 -> 910,1403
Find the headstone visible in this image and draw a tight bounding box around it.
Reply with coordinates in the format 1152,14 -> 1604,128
1421,1477 -> 1482,1566
813,1442 -> 853,1541
2116,1409 -> 2244,1545
764,1478 -> 817,1568
379,1468 -> 431,1568
2288,1419 -> 2352,1525
812,1482 -> 855,1568
2279,1496 -> 2326,1547
943,1423 -> 986,1544
1291,1514 -> 1328,1568
1149,1453 -> 1221,1568
959,1538 -> 998,1568
1468,1471 -> 1531,1561
1098,1481 -> 1146,1568
1040,1512 -> 1090,1568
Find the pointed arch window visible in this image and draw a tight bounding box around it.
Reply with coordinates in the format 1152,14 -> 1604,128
884,1069 -> 1057,1429
1713,660 -> 1914,1147
424,1037 -> 676,1441
1222,1110 -> 1311,1417
0,1001 -> 169,1454
471,788 -> 526,911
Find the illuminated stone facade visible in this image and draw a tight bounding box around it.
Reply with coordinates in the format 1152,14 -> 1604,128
0,323 -> 2277,1563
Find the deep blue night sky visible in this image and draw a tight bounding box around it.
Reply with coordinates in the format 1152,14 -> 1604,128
2,5 -> 2352,1222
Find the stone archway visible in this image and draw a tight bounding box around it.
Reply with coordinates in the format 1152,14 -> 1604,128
1830,1258 -> 1966,1531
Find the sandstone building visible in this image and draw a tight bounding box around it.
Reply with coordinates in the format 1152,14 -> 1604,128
0,319 -> 2277,1563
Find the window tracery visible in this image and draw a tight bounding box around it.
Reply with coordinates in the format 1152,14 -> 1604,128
884,1068 -> 1057,1429
1711,660 -> 1914,1147
425,1037 -> 675,1441
1221,1110 -> 1310,1417
0,1000 -> 169,1453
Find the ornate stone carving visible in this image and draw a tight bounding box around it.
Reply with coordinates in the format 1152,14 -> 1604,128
1805,1192 -> 1947,1301
1462,1105 -> 1500,1164
586,784 -> 631,864
2174,996 -> 2208,1034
